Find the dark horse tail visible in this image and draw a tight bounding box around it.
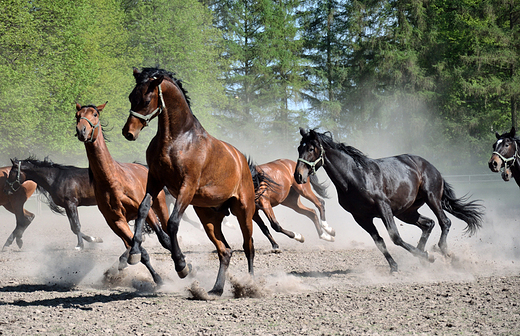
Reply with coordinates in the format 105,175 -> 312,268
248,158 -> 279,204
309,174 -> 329,199
441,180 -> 484,235
37,186 -> 66,216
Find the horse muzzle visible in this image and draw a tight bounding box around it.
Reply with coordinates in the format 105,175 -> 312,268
488,156 -> 501,173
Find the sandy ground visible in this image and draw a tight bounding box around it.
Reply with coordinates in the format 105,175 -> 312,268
0,179 -> 519,335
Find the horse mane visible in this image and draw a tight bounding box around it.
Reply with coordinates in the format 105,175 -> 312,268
134,67 -> 191,108
313,130 -> 370,168
248,157 -> 280,204
21,156 -> 79,171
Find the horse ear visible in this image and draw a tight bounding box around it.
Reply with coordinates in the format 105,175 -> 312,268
76,103 -> 82,111
10,158 -> 14,165
299,127 -> 306,137
97,101 -> 108,112
150,75 -> 164,88
496,132 -> 501,139
133,67 -> 141,78
511,127 -> 516,137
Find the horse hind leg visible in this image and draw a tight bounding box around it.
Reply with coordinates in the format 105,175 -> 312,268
253,210 -> 280,250
426,198 -> 452,256
3,204 -> 34,250
259,199 -> 305,243
396,210 -> 435,252
65,204 -> 102,250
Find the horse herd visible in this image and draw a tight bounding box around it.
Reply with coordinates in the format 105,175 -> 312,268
0,67 -> 516,296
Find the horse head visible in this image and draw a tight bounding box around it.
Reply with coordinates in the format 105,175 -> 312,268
75,102 -> 106,143
294,128 -> 324,184
489,127 -> 518,181
123,68 -> 166,141
4,158 -> 24,195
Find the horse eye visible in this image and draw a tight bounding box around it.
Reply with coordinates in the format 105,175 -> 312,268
94,113 -> 98,117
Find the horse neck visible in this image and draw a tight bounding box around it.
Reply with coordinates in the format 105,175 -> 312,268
83,129 -> 118,181
322,145 -> 364,187
158,81 -> 204,141
22,163 -> 59,192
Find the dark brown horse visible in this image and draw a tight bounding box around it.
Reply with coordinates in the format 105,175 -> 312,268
295,128 -> 484,273
75,102 -> 171,285
488,127 -> 520,186
0,166 -> 37,250
254,159 -> 334,250
4,158 -> 102,250
122,67 -> 258,296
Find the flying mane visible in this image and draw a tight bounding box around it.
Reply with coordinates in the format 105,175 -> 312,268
312,130 -> 370,168
134,67 -> 191,108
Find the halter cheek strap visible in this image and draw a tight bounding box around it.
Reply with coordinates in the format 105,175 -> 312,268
80,117 -> 100,143
6,161 -> 22,192
493,140 -> 519,172
298,145 -> 324,175
128,80 -> 165,127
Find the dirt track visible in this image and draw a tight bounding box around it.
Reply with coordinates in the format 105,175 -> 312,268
0,184 -> 520,335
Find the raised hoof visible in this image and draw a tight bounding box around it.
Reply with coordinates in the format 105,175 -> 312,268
293,232 -> 305,243
177,263 -> 192,279
323,227 -> 336,237
127,253 -> 141,265
85,236 -> 103,243
75,245 -> 84,251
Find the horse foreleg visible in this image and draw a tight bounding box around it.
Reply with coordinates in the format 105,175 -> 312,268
355,215 -> 399,273
168,196 -> 193,278
379,205 -> 434,263
298,185 -> 335,236
253,211 -> 280,250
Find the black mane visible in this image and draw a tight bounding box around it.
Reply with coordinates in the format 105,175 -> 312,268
134,67 -> 191,107
18,156 -> 80,171
311,130 -> 370,168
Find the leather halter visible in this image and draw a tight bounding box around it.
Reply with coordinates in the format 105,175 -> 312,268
80,116 -> 100,143
493,139 -> 519,172
6,161 -> 22,192
128,79 -> 165,127
298,144 -> 324,175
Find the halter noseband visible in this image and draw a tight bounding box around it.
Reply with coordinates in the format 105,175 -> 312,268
493,139 -> 519,172
128,79 -> 166,127
6,161 -> 22,193
298,144 -> 324,175
80,116 -> 100,143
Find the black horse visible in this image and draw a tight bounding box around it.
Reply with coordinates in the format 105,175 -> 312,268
4,158 -> 102,250
294,128 -> 484,273
488,127 -> 520,186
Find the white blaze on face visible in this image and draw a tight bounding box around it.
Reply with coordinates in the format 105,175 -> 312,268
496,139 -> 503,147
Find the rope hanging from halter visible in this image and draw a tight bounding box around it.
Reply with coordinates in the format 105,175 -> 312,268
6,161 -> 21,192
128,79 -> 165,127
80,116 -> 100,143
493,140 -> 519,172
298,144 -> 324,175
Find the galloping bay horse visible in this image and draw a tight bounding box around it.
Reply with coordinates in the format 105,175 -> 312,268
75,102 -> 171,285
489,127 -> 520,187
254,159 -> 334,250
0,166 -> 37,250
4,158 -> 102,250
122,67 -> 259,295
295,128 -> 484,273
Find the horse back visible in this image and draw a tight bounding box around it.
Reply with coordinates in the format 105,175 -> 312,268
256,159 -> 295,205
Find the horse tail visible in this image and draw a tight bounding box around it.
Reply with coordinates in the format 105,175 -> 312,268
441,180 -> 484,235
36,186 -> 66,216
309,174 -> 329,199
248,158 -> 279,204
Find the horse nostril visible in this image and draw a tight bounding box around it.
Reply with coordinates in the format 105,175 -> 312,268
125,132 -> 135,141
493,161 -> 498,168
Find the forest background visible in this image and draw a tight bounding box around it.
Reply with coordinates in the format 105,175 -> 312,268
0,0 -> 518,174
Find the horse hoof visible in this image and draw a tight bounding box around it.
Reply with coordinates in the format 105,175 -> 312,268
293,232 -> 305,243
177,263 -> 192,278
16,238 -> 23,249
75,246 -> 84,251
319,232 -> 334,242
208,288 -> 224,296
321,221 -> 336,236
128,253 -> 141,265
427,253 -> 435,263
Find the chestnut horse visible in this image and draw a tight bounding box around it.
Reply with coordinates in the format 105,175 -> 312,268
122,67 -> 257,296
295,128 -> 484,273
254,159 -> 334,250
4,158 -> 102,250
75,102 -> 171,285
0,166 -> 37,250
488,127 -> 520,186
